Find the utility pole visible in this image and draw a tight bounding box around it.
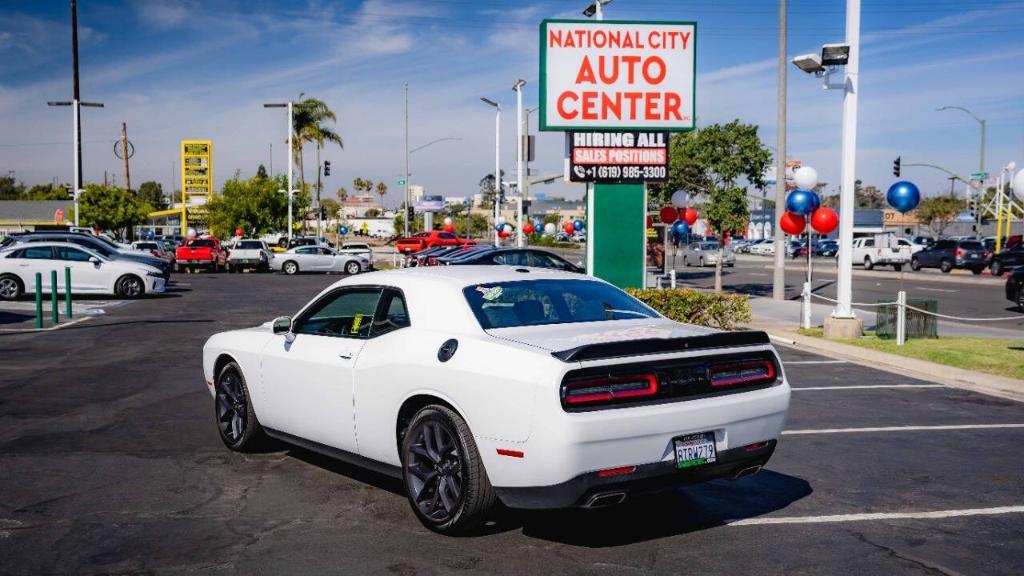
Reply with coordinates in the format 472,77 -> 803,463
513,79 -> 527,247
832,0 -> 861,325
480,97 -> 501,246
938,106 -> 986,232
121,122 -> 131,191
404,83 -> 411,238
772,0 -> 788,300
316,142 -> 322,241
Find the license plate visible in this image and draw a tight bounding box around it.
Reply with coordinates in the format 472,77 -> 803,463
674,432 -> 717,469
969,254 -> 977,258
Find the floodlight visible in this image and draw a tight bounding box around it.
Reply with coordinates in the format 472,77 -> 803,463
791,53 -> 824,74
821,43 -> 850,66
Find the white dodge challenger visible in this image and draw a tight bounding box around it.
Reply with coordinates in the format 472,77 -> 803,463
203,266 -> 790,533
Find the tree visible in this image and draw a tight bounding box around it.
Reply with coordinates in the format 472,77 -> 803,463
25,183 -> 70,200
336,186 -> 348,202
0,176 -> 25,200
661,121 -> 771,292
137,181 -> 167,210
320,198 -> 340,220
364,207 -> 381,218
375,181 -> 387,209
293,93 -> 343,191
256,164 -> 268,179
206,172 -> 310,238
916,194 -> 966,237
79,184 -> 150,237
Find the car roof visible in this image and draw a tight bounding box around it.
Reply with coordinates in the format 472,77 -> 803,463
1,241 -> 101,254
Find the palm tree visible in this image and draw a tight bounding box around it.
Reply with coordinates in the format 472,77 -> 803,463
375,182 -> 387,209
336,186 -> 348,202
292,93 -> 344,192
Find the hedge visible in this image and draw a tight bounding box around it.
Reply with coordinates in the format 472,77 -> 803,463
625,288 -> 752,330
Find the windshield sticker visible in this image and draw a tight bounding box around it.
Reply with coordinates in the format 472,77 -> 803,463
351,313 -> 363,334
477,286 -> 503,301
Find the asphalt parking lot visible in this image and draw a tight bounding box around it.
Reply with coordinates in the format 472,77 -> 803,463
1,273 -> 1022,575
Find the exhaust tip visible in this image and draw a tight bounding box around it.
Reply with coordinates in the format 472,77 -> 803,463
583,491 -> 627,508
732,465 -> 763,480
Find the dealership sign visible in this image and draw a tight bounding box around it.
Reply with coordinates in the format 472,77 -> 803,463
568,131 -> 668,183
540,19 -> 696,131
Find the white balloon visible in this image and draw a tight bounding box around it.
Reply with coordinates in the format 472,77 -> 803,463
443,217 -> 453,226
544,222 -> 557,235
503,223 -> 514,233
670,190 -> 688,208
186,227 -> 196,238
793,166 -> 818,191
1013,169 -> 1024,202
497,216 -> 507,226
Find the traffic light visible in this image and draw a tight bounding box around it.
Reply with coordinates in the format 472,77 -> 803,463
323,161 -> 331,177
892,156 -> 901,178
407,206 -> 414,221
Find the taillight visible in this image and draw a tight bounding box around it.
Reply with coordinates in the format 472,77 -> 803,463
955,248 -> 965,257
563,373 -> 658,406
708,360 -> 776,388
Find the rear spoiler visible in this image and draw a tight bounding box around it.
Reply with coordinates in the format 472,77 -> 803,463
551,331 -> 771,363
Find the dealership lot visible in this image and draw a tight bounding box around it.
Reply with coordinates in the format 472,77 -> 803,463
1,273 -> 1022,575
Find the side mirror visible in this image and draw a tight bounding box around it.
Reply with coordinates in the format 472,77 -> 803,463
89,256 -> 100,264
272,316 -> 295,343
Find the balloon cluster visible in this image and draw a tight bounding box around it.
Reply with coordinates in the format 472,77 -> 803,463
661,191 -> 699,240
780,167 -> 838,236
443,217 -> 454,233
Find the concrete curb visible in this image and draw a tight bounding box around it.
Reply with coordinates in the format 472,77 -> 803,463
749,322 -> 1024,403
733,257 -> 1003,286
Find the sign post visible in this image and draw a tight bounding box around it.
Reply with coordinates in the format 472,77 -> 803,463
540,19 -> 696,288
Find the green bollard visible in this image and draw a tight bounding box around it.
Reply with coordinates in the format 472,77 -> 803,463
51,270 -> 58,325
65,267 -> 72,318
35,272 -> 42,329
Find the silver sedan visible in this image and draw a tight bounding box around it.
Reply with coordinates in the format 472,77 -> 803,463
270,246 -> 371,275
682,241 -> 735,267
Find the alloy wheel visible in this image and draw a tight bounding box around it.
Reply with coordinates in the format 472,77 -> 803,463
0,278 -> 19,299
346,261 -> 360,275
216,369 -> 247,444
405,419 -> 464,523
120,277 -> 143,297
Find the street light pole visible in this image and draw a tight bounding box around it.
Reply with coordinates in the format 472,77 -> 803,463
772,0 -> 788,300
513,79 -> 527,247
404,83 -> 411,238
264,102 -> 295,242
937,105 -> 986,231
481,97 -> 501,246
833,0 -> 860,321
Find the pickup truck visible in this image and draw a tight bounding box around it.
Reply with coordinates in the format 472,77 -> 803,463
852,235 -> 911,271
226,239 -> 272,272
175,237 -> 228,273
395,231 -> 475,254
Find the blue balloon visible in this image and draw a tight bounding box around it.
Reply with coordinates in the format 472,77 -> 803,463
671,220 -> 690,238
573,219 -> 584,231
495,224 -> 504,232
786,189 -> 817,215
338,226 -> 349,235
887,181 -> 921,213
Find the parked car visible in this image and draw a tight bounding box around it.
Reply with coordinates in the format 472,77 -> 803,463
337,242 -> 373,260
911,239 -> 987,274
441,248 -> 584,272
0,242 -> 165,299
414,245 -> 491,267
748,239 -> 774,256
202,266 -> 790,533
682,241 -> 735,267
175,237 -> 229,273
989,242 -> 1024,276
1,231 -> 172,280
131,241 -> 176,267
910,236 -> 935,249
227,239 -> 272,272
1006,267 -> 1024,311
288,236 -> 335,249
395,231 -> 474,254
271,246 -> 370,275
852,235 -> 911,271
816,240 -> 839,257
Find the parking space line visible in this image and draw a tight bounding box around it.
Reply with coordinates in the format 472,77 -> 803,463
791,384 -> 946,391
783,424 -> 1024,435
727,506 -> 1024,526
917,287 -> 958,293
784,360 -> 848,365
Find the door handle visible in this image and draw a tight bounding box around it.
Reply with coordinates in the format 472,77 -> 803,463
338,352 -> 353,359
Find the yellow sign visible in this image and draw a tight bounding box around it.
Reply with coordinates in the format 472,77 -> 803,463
181,140 -> 213,235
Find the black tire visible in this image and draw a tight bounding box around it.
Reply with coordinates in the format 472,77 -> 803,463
683,256 -> 689,267
345,260 -> 361,275
940,259 -> 953,273
401,405 -> 496,535
893,264 -> 903,272
990,261 -> 1003,276
115,274 -> 145,298
0,274 -> 24,301
863,257 -> 874,271
911,257 -> 921,271
699,257 -> 705,268
282,261 -> 299,275
214,361 -> 264,451
971,266 -> 984,275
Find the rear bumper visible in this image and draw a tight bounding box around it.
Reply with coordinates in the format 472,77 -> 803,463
495,441 -> 776,509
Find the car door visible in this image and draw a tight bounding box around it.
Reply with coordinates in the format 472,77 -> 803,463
322,248 -> 347,272
258,287 -> 383,451
5,246 -> 54,291
54,246 -> 110,292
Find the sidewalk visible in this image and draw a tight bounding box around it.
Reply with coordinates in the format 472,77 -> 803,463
744,295 -> 1024,402
732,254 -> 1004,285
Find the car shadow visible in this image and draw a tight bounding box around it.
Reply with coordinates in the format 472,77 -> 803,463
286,445 -> 405,496
0,311 -> 35,325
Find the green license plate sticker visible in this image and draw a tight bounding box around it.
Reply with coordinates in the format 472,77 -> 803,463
674,432 -> 717,469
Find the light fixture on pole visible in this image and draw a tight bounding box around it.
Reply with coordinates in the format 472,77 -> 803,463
937,105 -> 986,233
264,102 -> 294,242
582,0 -> 611,18
481,97 -> 501,246
513,79 -> 527,247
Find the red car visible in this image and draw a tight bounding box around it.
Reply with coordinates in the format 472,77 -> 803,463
175,237 -> 228,272
395,231 -> 475,254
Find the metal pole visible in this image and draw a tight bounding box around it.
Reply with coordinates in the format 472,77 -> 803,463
71,0 -> 83,192
121,122 -> 131,191
772,0 -> 787,301
494,105 -> 501,247
803,226 -> 812,329
269,143 -> 273,177
72,99 -> 81,226
35,273 -> 43,329
316,142 -> 322,241
287,101 -> 294,243
833,0 -> 860,319
976,119 -> 986,233
896,290 -> 906,346
65,267 -> 73,318
404,83 -> 411,238
51,270 -> 59,325
515,81 -> 526,247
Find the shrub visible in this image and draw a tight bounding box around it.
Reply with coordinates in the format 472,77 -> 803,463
625,288 -> 751,330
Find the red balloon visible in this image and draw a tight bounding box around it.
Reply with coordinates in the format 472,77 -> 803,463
523,222 -> 535,235
779,211 -> 807,235
681,207 -> 698,225
646,215 -> 654,228
443,224 -> 454,233
234,228 -> 244,237
564,222 -> 575,234
810,207 -> 838,234
659,206 -> 678,224
498,230 -> 509,238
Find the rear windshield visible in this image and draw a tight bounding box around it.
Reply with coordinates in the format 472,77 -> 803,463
463,279 -> 658,330
959,241 -> 983,250
186,239 -> 216,248
237,241 -> 263,249
135,243 -> 158,249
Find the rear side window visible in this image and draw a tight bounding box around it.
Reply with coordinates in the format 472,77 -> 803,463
373,290 -> 410,336
56,246 -> 93,262
237,241 -> 262,250
15,246 -> 54,259
935,240 -> 955,249
187,239 -> 215,248
959,241 -> 983,250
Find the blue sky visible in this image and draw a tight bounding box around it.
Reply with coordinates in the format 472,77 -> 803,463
1,0 -> 1023,205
